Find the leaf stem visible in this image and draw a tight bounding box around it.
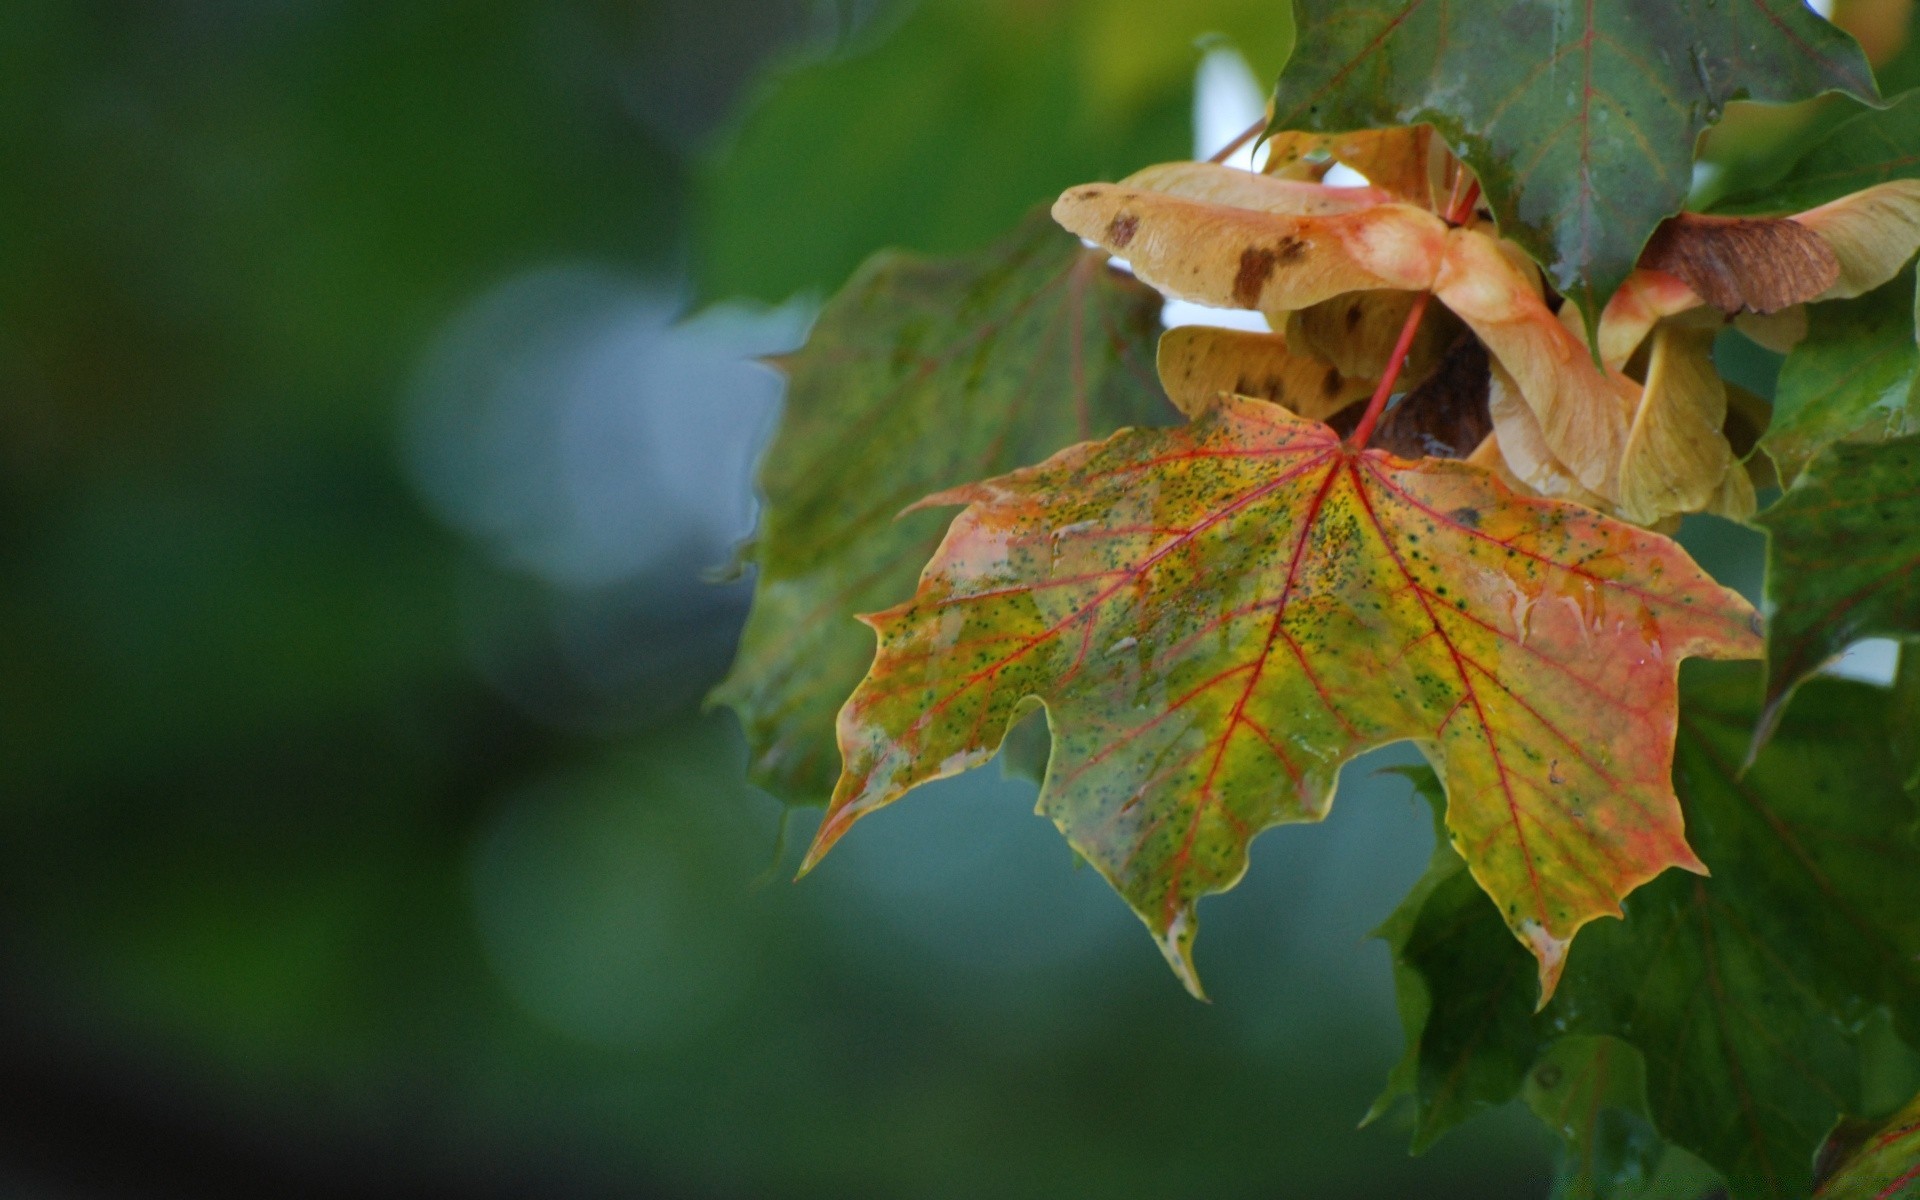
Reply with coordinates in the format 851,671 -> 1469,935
1346,181 -> 1481,451
1206,118 -> 1266,165
1345,292 -> 1433,450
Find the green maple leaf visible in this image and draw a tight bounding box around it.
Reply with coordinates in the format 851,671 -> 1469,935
1523,1037 -> 1669,1200
1270,0 -> 1878,333
803,396 -> 1759,999
1718,94 -> 1920,480
1767,269 -> 1920,483
1379,664 -> 1920,1200
1756,435 -> 1920,739
1718,90 -> 1920,215
713,208 -> 1173,807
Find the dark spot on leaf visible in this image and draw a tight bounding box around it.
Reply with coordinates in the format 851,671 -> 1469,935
1233,247 -> 1279,307
1448,506 -> 1482,529
1322,366 -> 1345,398
1107,212 -> 1139,249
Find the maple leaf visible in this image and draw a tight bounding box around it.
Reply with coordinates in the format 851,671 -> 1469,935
1269,0 -> 1878,330
714,208 -> 1173,806
1755,434 -> 1920,741
1380,665 -> 1920,1200
801,395 -> 1760,998
1814,1091 -> 1920,1200
1769,270 -> 1920,480
1714,93 -> 1920,479
1522,1037 -> 1668,1200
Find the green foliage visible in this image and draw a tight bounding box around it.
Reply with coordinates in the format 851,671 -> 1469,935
698,0 -> 1294,301
1271,0 -> 1878,330
1758,435 -> 1920,733
1720,89 -> 1920,215
1768,270 -> 1920,481
1382,665 -> 1920,1199
1522,1037 -> 1665,1200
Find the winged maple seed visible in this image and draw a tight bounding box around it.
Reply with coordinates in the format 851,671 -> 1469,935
802,396 -> 1761,1001
1054,128 -> 1920,528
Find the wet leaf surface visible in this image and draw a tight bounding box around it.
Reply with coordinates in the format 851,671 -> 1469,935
1523,1036 -> 1666,1200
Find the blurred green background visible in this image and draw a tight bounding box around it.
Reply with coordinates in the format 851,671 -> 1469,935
13,0 -> 1821,1194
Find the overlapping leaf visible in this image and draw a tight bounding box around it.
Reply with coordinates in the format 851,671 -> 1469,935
1768,269 -> 1920,480
1756,435 -> 1920,738
1270,0 -> 1878,330
1720,90 -> 1920,215
804,397 -> 1760,997
1523,1037 -> 1667,1200
1718,92 -> 1920,476
1381,665 -> 1920,1200
1817,1091 -> 1920,1199
714,209 -> 1173,805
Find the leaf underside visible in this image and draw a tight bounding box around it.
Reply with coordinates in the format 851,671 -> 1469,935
1381,666 -> 1920,1200
714,208 -> 1173,806
1271,0 -> 1877,328
807,398 -> 1759,999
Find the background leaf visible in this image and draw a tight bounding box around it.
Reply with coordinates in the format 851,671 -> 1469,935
1714,93 -> 1920,477
1766,268 -> 1920,481
698,0 -> 1294,302
1271,0 -> 1877,330
714,208 -> 1173,806
1719,88 -> 1920,214
1384,664 -> 1920,1200
1756,435 -> 1920,736
1523,1037 -> 1666,1200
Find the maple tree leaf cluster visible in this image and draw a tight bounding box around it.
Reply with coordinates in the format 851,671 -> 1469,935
714,4 -> 1920,1197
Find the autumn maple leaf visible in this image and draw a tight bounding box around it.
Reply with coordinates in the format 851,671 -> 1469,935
802,398 -> 1761,999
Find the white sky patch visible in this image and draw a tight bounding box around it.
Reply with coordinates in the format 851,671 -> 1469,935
1162,300 -> 1273,331
1193,45 -> 1269,170
1167,45 -> 1287,332
1807,0 -> 1836,18
1822,637 -> 1900,686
